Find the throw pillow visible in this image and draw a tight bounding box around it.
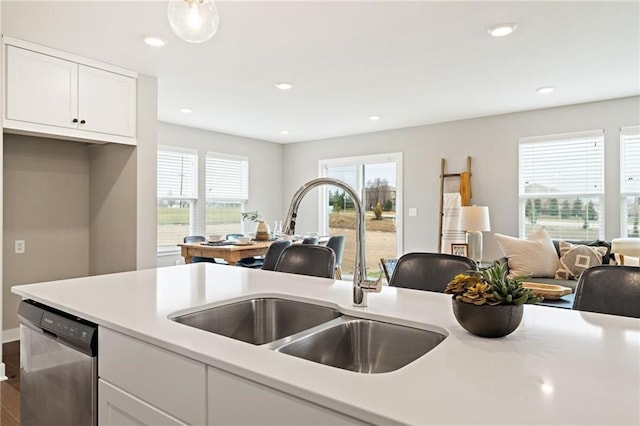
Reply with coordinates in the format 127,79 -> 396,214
494,228 -> 559,278
614,253 -> 640,267
555,241 -> 608,279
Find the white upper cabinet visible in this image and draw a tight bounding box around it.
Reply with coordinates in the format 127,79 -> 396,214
3,37 -> 137,145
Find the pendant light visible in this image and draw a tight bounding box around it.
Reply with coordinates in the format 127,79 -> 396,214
168,0 -> 219,44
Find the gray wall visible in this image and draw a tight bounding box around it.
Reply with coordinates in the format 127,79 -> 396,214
3,135 -> 91,330
156,122 -> 284,267
283,96 -> 640,263
89,143 -> 137,275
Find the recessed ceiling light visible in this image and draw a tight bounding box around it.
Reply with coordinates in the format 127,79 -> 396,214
179,107 -> 193,114
368,115 -> 381,121
536,86 -> 555,94
274,82 -> 293,91
280,130 -> 290,135
487,24 -> 517,37
143,36 -> 166,47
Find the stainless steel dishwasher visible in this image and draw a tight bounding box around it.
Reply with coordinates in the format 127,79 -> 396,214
18,299 -> 98,426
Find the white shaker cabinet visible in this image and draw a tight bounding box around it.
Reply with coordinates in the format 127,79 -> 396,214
99,327 -> 207,426
3,37 -> 137,145
207,367 -> 366,426
99,380 -> 187,426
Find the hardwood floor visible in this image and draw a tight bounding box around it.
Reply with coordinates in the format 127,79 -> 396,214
1,341 -> 21,426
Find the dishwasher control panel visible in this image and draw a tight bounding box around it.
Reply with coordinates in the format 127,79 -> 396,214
41,311 -> 95,343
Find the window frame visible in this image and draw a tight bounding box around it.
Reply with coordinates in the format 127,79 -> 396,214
318,152 -> 403,258
204,151 -> 249,236
620,126 -> 640,237
518,130 -> 605,240
157,146 -> 199,254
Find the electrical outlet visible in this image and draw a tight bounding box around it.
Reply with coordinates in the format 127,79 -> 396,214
408,208 -> 418,217
15,240 -> 25,254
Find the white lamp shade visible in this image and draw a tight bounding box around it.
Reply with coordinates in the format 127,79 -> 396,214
459,206 -> 491,232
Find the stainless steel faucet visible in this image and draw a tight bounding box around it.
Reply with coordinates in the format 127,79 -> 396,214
282,177 -> 382,307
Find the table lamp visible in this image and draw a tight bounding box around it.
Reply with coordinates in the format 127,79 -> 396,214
611,238 -> 640,265
459,206 -> 491,264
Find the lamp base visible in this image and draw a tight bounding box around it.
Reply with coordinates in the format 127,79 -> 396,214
466,231 -> 483,264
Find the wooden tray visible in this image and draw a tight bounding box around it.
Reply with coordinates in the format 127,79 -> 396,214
522,282 -> 573,300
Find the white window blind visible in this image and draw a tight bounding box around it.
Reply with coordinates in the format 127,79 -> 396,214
205,153 -> 248,201
621,126 -> 640,195
518,130 -> 605,239
158,148 -> 197,199
519,130 -> 604,197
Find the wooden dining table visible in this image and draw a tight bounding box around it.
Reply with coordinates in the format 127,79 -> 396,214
178,241 -> 273,265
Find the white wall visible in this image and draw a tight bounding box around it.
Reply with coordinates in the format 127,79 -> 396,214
283,96 -> 640,263
136,74 -> 159,270
156,122 -> 284,267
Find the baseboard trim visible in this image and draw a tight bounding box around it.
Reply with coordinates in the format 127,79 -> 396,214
2,328 -> 20,343
0,362 -> 7,381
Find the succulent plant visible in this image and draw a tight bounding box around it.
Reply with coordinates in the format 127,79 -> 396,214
445,262 -> 543,306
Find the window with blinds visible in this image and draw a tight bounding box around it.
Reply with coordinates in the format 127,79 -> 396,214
621,126 -> 640,237
205,153 -> 249,236
157,147 -> 198,249
518,130 -> 604,240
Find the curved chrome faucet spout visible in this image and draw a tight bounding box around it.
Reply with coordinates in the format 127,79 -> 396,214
283,177 -> 382,307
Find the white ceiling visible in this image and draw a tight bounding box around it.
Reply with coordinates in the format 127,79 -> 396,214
3,1 -> 639,144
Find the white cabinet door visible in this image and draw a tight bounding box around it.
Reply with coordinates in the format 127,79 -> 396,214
207,367 -> 366,425
99,379 -> 187,426
78,65 -> 136,138
6,45 -> 77,129
99,327 -> 207,426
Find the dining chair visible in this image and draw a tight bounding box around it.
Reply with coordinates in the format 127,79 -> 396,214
183,236 -> 228,264
274,245 -> 336,279
235,240 -> 293,270
261,240 -> 293,271
388,252 -> 476,293
572,265 -> 640,318
325,236 -> 346,279
301,237 -> 319,245
380,258 -> 399,283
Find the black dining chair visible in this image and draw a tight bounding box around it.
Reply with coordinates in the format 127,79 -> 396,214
572,265 -> 640,318
388,252 -> 477,293
261,240 -> 293,271
301,237 -> 319,245
274,245 -> 336,279
235,240 -> 292,270
183,236 -> 228,264
325,236 -> 346,279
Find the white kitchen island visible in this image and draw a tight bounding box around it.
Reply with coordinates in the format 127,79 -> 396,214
12,263 -> 640,425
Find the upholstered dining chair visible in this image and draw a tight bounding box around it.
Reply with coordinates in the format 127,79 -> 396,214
388,252 -> 477,293
325,236 -> 346,279
235,240 -> 292,270
572,265 -> 640,318
274,245 -> 336,279
183,236 -> 228,264
260,240 -> 293,271
301,236 -> 319,245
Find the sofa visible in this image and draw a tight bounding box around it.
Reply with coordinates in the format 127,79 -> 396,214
496,239 -> 613,291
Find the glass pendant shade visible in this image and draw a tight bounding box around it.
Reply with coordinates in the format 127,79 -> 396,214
168,0 -> 219,43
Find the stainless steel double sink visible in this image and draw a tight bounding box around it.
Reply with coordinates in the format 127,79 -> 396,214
172,298 -> 445,374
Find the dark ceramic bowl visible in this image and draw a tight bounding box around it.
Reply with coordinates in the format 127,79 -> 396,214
452,298 -> 523,338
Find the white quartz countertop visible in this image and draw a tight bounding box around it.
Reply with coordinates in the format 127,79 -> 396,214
12,264 -> 640,425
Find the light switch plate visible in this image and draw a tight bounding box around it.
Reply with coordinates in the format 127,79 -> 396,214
408,208 -> 417,217
15,240 -> 25,254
